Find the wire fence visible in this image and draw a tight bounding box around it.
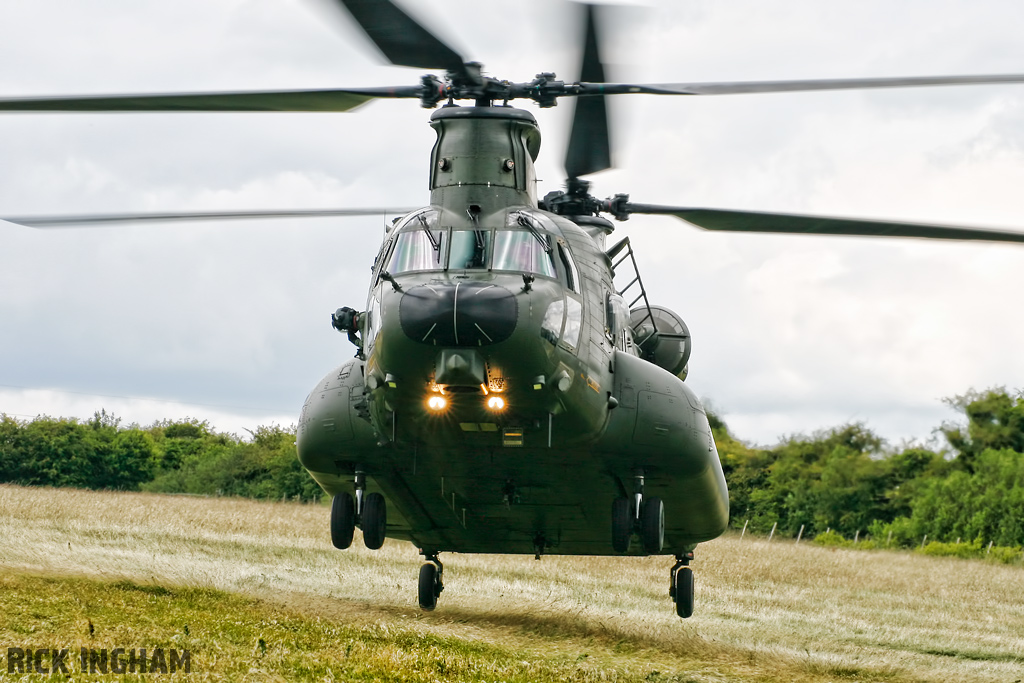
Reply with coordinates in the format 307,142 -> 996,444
733,519 -> 1004,558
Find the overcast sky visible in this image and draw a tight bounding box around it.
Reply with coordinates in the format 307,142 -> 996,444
1,0 -> 1023,448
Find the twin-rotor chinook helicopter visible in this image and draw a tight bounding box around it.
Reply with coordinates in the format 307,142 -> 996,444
5,0 -> 1024,618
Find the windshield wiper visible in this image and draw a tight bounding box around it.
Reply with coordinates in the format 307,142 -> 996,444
516,212 -> 551,253
466,206 -> 487,254
416,213 -> 442,263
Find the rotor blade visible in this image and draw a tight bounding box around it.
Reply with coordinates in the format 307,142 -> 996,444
334,0 -> 465,75
565,3 -> 611,179
579,73 -> 1024,97
625,205 -> 1024,245
2,208 -> 415,228
0,87 -> 422,113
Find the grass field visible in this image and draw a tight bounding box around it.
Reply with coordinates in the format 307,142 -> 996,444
1,484 -> 1022,681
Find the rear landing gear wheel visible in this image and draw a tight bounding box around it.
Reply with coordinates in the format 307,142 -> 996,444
330,493 -> 355,550
418,563 -> 438,610
611,497 -> 633,553
641,496 -> 665,554
673,566 -> 694,618
361,492 -> 387,550
418,552 -> 444,611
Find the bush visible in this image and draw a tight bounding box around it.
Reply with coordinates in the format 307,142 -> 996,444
988,545 -> 1024,564
812,530 -> 852,547
918,538 -> 984,560
868,517 -> 919,548
916,538 -> 1022,565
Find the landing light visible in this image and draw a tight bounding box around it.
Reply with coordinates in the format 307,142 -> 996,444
427,395 -> 447,412
486,396 -> 506,411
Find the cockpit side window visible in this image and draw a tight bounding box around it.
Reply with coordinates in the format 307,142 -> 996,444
492,230 -> 556,277
558,242 -> 581,294
372,237 -> 393,276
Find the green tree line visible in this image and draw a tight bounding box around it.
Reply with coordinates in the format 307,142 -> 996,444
0,410 -> 320,502
2,389 -> 1024,548
717,388 -> 1024,548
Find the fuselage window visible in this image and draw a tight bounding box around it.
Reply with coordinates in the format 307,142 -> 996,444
606,292 -> 632,349
563,296 -> 583,349
541,299 -> 564,345
448,229 -> 492,270
558,243 -> 581,294
388,227 -> 447,274
492,230 -> 556,277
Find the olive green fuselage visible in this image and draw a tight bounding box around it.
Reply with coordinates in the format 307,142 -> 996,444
296,105 -> 728,556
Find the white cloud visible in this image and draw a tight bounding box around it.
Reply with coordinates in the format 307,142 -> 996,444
1,0 -> 1023,445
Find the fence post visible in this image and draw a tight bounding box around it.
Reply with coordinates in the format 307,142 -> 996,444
740,520 -> 749,539
987,540 -> 994,554
796,524 -> 805,544
768,522 -> 777,542
920,534 -> 928,549
886,530 -> 892,547
854,530 -> 860,544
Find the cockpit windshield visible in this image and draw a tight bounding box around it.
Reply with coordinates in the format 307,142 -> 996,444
448,230 -> 492,270
492,230 -> 556,277
385,209 -> 559,277
388,215 -> 447,274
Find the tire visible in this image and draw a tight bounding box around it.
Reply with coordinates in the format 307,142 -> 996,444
641,497 -> 665,554
361,492 -> 387,550
611,497 -> 633,553
674,566 -> 694,619
330,493 -> 355,550
418,563 -> 438,611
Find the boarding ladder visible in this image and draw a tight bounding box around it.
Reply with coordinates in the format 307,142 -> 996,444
607,236 -> 655,328
606,236 -> 690,367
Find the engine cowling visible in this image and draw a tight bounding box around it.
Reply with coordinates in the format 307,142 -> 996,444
629,305 -> 692,380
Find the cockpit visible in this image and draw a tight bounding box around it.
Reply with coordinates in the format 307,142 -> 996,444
386,208 -> 558,278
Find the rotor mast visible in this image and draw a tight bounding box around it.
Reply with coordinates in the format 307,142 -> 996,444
428,105 -> 542,213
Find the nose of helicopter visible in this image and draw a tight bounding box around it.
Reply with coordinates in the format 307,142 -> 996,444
399,281 -> 518,346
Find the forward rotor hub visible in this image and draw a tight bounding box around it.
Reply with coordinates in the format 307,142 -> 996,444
424,68 -> 580,109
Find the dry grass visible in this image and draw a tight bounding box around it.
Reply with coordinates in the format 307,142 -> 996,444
1,484 -> 1022,681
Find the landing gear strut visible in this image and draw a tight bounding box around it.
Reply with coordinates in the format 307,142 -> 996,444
611,471 -> 664,554
337,471 -> 386,550
418,551 -> 444,611
669,552 -> 695,618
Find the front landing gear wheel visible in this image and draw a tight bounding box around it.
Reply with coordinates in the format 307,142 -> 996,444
641,496 -> 665,554
418,552 -> 444,611
361,492 -> 387,550
330,493 -> 355,550
611,497 -> 633,553
673,567 -> 694,618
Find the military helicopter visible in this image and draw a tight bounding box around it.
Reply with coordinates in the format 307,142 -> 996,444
5,0 -> 1024,619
